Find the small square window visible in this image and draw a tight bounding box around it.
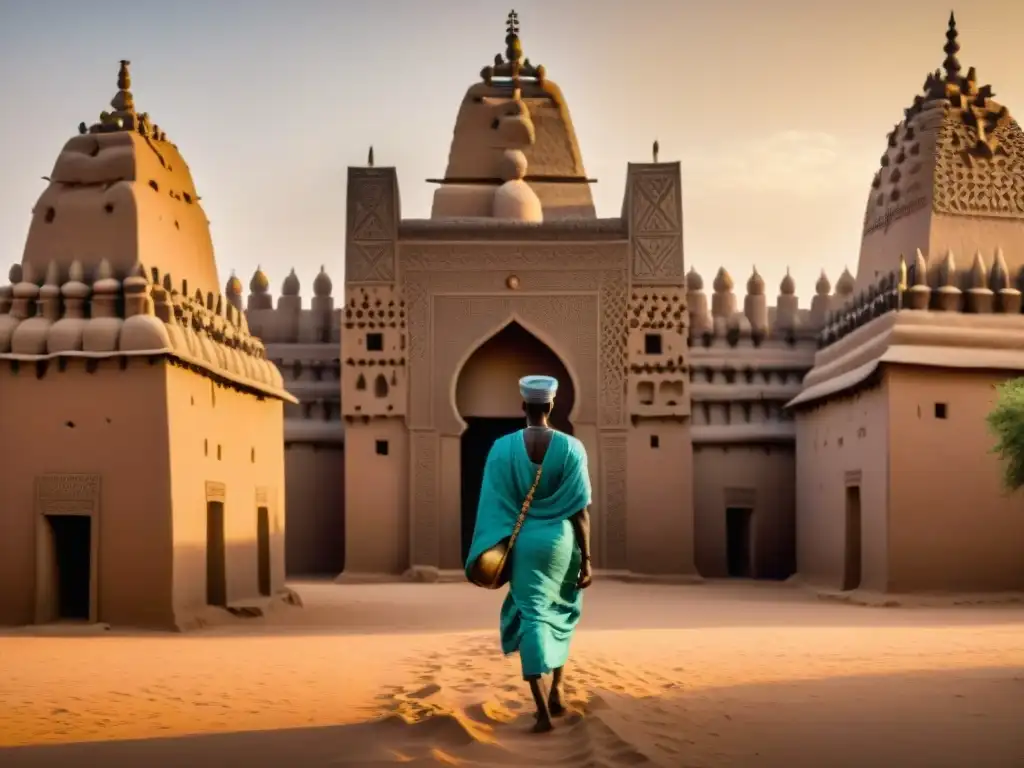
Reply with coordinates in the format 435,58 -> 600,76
644,333 -> 662,355
366,333 -> 384,352
375,439 -> 389,456
934,402 -> 947,419
650,435 -> 660,449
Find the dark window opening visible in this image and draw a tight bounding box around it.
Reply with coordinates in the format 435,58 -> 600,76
366,332 -> 384,352
104,203 -> 114,214
491,118 -> 500,130
44,207 -> 56,223
650,435 -> 660,449
206,501 -> 227,606
644,333 -> 663,355
256,506 -> 271,597
375,440 -> 389,456
934,402 -> 948,419
148,179 -> 159,192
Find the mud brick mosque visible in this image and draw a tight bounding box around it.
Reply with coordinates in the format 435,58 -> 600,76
1,11 -> 1023,629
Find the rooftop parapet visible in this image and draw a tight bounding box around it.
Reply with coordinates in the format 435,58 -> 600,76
0,260 -> 292,401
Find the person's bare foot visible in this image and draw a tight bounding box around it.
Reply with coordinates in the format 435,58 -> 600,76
531,716 -> 554,733
548,686 -> 566,717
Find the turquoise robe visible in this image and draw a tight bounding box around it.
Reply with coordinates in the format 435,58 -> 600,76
465,429 -> 593,677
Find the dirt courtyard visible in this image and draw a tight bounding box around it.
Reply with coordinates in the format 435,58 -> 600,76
0,580 -> 1022,767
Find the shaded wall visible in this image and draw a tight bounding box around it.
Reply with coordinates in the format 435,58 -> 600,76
165,364 -> 287,626
888,367 -> 1024,592
0,359 -> 174,628
343,419 -> 409,575
694,444 -> 796,579
285,444 -> 345,576
626,421 -> 696,575
794,385 -> 890,591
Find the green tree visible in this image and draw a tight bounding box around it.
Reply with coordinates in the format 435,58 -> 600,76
987,378 -> 1024,491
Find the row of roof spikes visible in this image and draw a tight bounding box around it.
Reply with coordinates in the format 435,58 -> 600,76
229,264 -> 855,300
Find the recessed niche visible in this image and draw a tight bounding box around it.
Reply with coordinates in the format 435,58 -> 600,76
149,179 -> 159,192
637,381 -> 655,405
644,333 -> 662,355
650,435 -> 660,449
217,444 -> 222,460
104,203 -> 114,214
375,439 -> 389,456
356,374 -> 367,391
251,447 -> 256,463
934,402 -> 948,419
374,373 -> 389,398
44,207 -> 56,223
366,332 -> 384,352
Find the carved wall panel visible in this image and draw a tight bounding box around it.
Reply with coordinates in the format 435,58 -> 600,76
627,163 -> 685,284
341,284 -> 408,417
346,168 -> 398,283
35,473 -> 101,515
399,243 -> 629,431
409,429 -> 439,566
627,288 -> 690,417
600,432 -> 628,570
933,113 -> 1024,218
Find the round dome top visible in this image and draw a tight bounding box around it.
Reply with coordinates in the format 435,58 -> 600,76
499,149 -> 528,181
780,268 -> 796,296
250,266 -> 269,295
282,268 -> 300,297
713,267 -> 733,293
686,267 -> 704,292
815,270 -> 832,296
313,265 -> 333,297
746,266 -> 765,296
836,267 -> 855,295
225,271 -> 242,297
492,179 -> 544,222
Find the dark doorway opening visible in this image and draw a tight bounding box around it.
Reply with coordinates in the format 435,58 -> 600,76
460,417 -> 523,564
47,514 -> 91,620
843,486 -> 862,591
725,507 -> 753,578
257,506 -> 271,597
206,500 -> 227,606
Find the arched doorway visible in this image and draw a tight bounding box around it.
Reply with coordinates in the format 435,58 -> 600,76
455,321 -> 576,562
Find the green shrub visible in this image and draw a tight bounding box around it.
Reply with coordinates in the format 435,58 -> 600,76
987,378 -> 1024,491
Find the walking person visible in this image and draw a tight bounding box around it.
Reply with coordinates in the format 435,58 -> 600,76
465,375 -> 594,733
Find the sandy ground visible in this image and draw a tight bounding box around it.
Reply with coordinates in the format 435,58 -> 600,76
0,580 -> 1022,767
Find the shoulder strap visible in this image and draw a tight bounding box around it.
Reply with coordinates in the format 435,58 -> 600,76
507,464 -> 543,553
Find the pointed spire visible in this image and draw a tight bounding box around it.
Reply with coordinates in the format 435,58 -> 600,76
110,60 -> 135,114
943,12 -> 961,83
505,9 -> 522,64
367,145 -> 375,167
652,139 -> 660,163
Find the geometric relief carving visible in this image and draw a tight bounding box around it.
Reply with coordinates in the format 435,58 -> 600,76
628,165 -> 684,284
400,243 -> 625,272
346,242 -> 395,283
347,168 -> 397,284
599,270 -> 628,426
409,429 -> 439,566
932,114 -> 1024,218
35,473 -> 101,515
600,432 -> 628,570
633,236 -> 683,282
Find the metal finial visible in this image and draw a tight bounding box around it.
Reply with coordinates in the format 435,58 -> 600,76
506,9 -> 519,36
368,145 -> 375,167
652,139 -> 660,163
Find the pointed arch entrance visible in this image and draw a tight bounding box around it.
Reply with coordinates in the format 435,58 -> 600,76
455,320 -> 576,562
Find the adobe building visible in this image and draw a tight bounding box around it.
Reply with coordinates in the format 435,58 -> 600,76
258,11 -> 1022,592
789,14 -> 1024,594
0,62 -> 296,630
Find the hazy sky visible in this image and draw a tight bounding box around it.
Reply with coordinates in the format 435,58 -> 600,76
0,0 -> 1021,301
